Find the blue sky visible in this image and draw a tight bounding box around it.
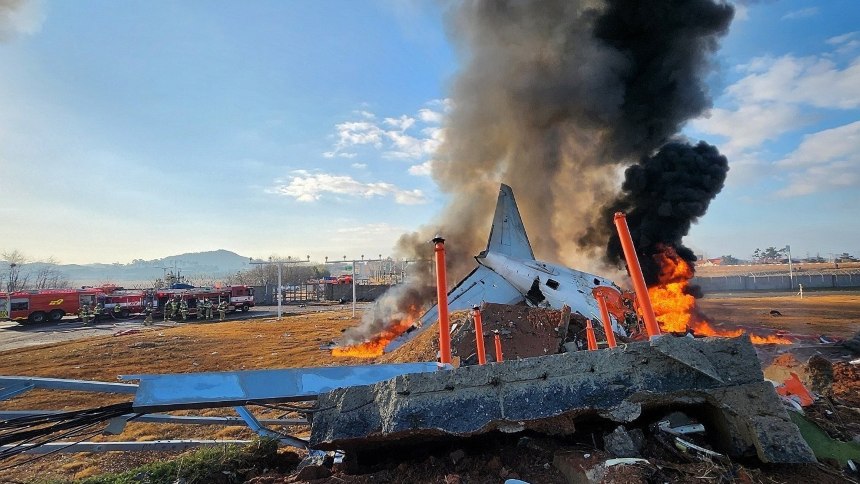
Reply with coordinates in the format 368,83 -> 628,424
0,0 -> 858,265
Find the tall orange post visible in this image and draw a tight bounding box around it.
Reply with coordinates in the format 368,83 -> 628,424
472,306 -> 487,365
433,236 -> 452,364
613,212 -> 661,339
494,333 -> 503,362
585,319 -> 598,351
596,296 -> 617,348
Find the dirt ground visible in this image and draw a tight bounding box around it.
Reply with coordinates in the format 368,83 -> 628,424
697,293 -> 860,339
0,293 -> 858,482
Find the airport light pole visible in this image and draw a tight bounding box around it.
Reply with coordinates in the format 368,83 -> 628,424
325,255 -> 384,317
785,245 -> 794,290
4,263 -> 14,321
249,256 -> 309,320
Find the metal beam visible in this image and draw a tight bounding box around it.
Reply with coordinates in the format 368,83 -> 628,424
122,362 -> 443,412
4,440 -> 253,454
0,376 -> 138,394
0,382 -> 34,401
0,410 -> 308,426
234,406 -> 307,449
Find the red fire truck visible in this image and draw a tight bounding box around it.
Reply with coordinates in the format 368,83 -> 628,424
1,285 -> 254,324
1,288 -> 104,323
154,286 -> 255,318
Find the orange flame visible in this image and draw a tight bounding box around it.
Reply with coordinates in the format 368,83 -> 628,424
331,318 -> 416,358
647,246 -> 792,345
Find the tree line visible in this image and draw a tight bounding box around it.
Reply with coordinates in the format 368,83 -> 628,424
1,250 -> 72,292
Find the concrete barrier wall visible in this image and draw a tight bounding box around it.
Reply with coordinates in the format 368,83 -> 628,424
694,273 -> 860,292
325,284 -> 392,302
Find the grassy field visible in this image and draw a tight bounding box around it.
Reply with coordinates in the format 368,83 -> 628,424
0,293 -> 858,481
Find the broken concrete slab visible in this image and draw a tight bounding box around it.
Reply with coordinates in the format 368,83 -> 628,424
310,335 -> 815,464
603,426 -> 643,458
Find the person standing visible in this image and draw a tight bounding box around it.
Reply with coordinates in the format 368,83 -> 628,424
93,302 -> 104,324
179,299 -> 188,321
163,299 -> 172,322
143,303 -> 154,326
113,302 -> 123,319
218,300 -> 227,321
79,304 -> 91,325
172,297 -> 181,320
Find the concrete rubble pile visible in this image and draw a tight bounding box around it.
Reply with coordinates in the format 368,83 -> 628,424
310,334 -> 816,465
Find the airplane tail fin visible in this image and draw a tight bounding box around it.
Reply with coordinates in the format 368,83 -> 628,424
481,184 -> 535,261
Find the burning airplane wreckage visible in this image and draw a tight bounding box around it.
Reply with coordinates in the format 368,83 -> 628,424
1,0 -> 853,478
0,185 -> 820,473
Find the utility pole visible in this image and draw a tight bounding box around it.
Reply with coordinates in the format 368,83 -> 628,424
785,245 -> 794,290
4,263 -> 15,321
325,255 -> 383,317
249,256 -> 309,320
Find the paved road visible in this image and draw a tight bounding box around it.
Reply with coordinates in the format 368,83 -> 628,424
0,303 -> 371,353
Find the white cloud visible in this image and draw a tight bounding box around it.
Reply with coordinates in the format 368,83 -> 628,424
418,108 -> 444,124
728,55 -> 860,109
351,162 -> 367,169
692,103 -> 803,153
775,121 -> 860,196
828,31 -> 858,45
781,7 -> 819,20
269,171 -> 427,205
323,102 -> 449,163
408,160 -> 433,176
693,46 -> 860,200
828,32 -> 860,54
383,115 -> 416,131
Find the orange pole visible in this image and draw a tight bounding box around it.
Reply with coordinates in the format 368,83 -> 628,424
613,212 -> 661,339
586,319 -> 598,351
433,236 -> 451,364
596,296 -> 617,348
472,306 -> 487,365
494,333 -> 503,362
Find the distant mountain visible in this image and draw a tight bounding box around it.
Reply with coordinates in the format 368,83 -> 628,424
2,250 -> 253,287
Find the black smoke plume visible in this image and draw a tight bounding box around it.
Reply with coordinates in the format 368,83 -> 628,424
345,0 -> 735,344
411,0 -> 733,279
600,141 -> 729,285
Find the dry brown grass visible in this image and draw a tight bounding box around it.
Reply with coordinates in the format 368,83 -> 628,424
0,310 -> 371,482
1,294 -> 859,481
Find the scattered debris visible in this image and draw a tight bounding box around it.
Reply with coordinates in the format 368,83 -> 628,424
311,335 -> 816,464
777,372 -> 816,407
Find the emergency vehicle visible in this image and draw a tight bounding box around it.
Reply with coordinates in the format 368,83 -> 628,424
0,288 -> 104,323
1,285 -> 254,324
154,285 -> 255,318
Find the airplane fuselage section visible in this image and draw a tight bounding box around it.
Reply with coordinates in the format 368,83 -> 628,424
479,252 -> 618,321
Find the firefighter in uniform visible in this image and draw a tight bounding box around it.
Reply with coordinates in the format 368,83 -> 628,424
218,300 -> 227,321
79,304 -> 91,325
204,298 -> 213,320
93,302 -> 104,323
143,303 -> 153,326
163,299 -> 172,322
179,298 -> 188,321
113,302 -> 123,319
172,297 -> 181,320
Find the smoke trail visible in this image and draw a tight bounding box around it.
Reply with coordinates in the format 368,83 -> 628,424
345,0 -> 734,344
405,0 -> 733,279
0,0 -> 43,42
338,263 -> 434,345
597,141 -> 729,285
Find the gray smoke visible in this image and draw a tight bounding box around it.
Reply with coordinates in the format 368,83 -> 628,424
0,0 -> 42,42
344,0 -> 734,344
